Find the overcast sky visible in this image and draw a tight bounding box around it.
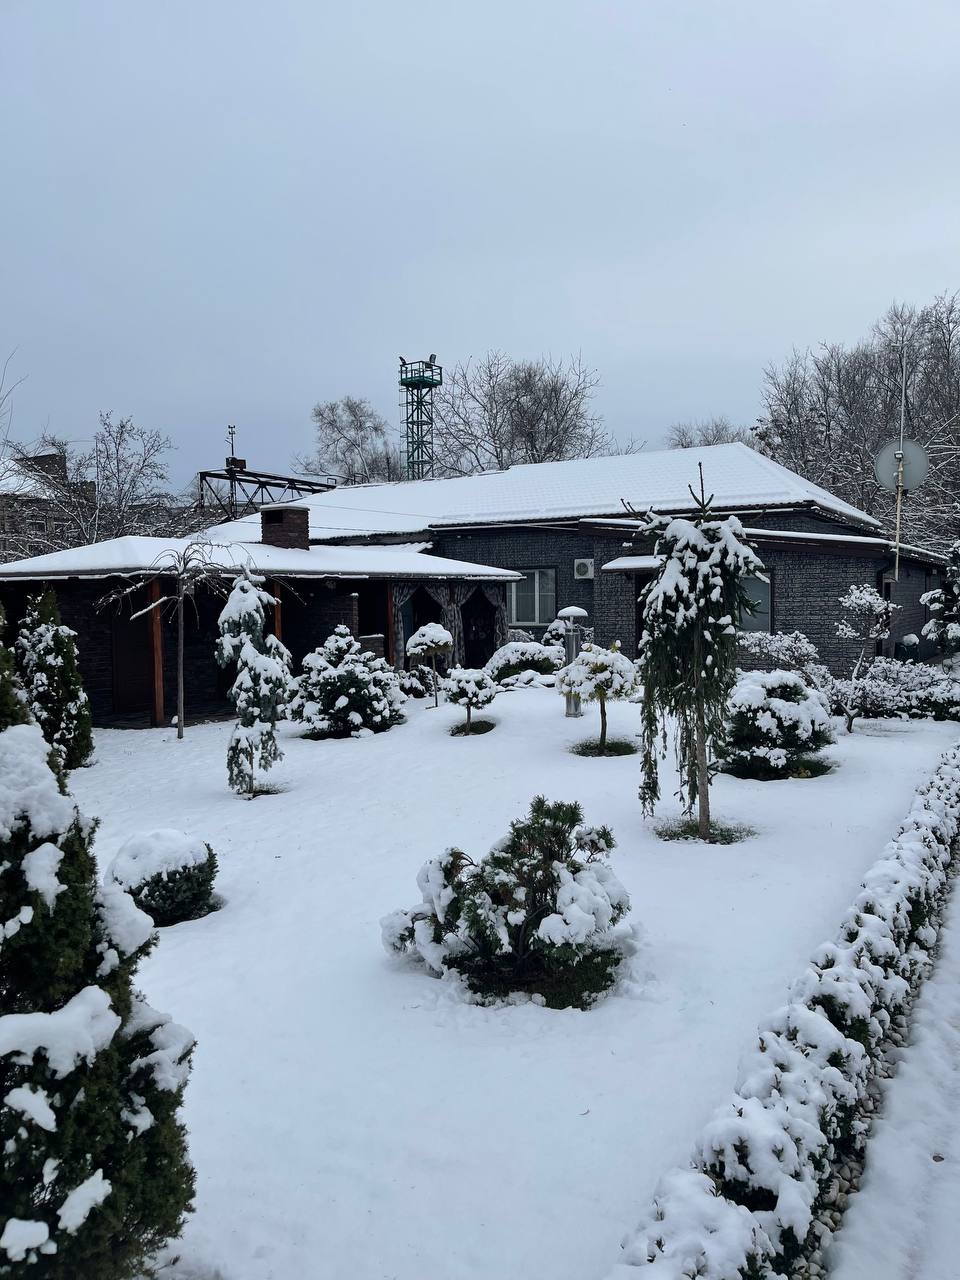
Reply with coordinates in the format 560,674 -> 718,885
3,0 -> 959,487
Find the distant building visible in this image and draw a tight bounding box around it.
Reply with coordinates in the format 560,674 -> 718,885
0,453 -> 81,562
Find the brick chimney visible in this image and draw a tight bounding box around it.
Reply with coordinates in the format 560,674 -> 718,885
260,504 -> 310,550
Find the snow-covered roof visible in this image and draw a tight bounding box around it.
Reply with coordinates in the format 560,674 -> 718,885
601,555 -> 664,573
0,536 -> 521,583
204,443 -> 880,543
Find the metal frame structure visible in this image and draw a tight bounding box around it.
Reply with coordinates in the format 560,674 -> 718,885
197,458 -> 339,522
399,356 -> 442,480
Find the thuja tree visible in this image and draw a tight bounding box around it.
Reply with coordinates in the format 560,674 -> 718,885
0,616 -> 195,1277
921,541 -> 960,659
15,591 -> 93,771
216,571 -> 293,796
634,471 -> 763,840
558,640 -> 638,751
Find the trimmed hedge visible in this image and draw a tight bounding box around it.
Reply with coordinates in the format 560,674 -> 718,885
608,741 -> 960,1279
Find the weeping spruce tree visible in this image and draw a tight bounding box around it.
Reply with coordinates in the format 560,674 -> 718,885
634,469 -> 763,841
0,606 -> 195,1277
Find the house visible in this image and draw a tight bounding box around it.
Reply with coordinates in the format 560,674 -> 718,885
0,504 -> 519,726
205,442 -> 946,672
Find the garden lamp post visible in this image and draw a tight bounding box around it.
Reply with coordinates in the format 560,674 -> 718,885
558,605 -> 588,717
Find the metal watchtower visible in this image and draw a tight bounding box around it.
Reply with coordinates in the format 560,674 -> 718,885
399,354 -> 442,480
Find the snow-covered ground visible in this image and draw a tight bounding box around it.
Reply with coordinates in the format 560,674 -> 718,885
829,885 -> 960,1280
68,690 -> 958,1280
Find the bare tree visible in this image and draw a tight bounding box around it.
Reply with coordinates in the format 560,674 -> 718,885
301,396 -> 403,482
14,411 -> 185,548
757,292 -> 960,547
433,351 -> 638,476
666,416 -> 757,449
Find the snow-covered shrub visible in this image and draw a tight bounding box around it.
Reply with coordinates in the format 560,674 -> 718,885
719,669 -> 834,779
558,640 -> 639,751
508,626 -> 535,643
216,572 -> 293,795
736,628 -> 833,693
921,540 -> 960,656
398,664 -> 437,700
608,744 -> 960,1280
832,656 -> 960,723
443,666 -> 498,733
381,796 -> 633,1008
293,625 -> 406,738
542,617 -> 568,647
15,590 -> 93,771
405,623 -> 453,707
484,640 -> 563,688
0,623 -> 195,1277
106,831 -> 218,928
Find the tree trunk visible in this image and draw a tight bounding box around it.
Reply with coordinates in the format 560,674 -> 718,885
845,646 -> 867,734
695,704 -> 711,841
176,589 -> 185,741
466,702 -> 472,733
431,654 -> 439,708
599,694 -> 607,749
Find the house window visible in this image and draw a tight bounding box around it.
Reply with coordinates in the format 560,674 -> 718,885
739,574 -> 772,632
508,568 -> 557,626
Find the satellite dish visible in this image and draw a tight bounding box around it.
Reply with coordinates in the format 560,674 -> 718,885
874,438 -> 929,494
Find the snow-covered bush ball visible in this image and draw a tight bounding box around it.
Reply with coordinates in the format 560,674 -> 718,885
720,669 -> 834,779
399,664 -> 437,699
381,796 -> 633,1008
106,830 -> 219,927
508,626 -> 534,643
442,666 -> 498,733
405,623 -> 453,706
293,625 -> 406,738
542,617 -> 567,647
558,641 -> 639,750
484,640 -> 563,688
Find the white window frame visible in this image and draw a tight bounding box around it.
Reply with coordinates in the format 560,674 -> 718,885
508,568 -> 557,626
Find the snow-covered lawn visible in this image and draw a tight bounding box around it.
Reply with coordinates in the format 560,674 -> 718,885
69,691 -> 958,1280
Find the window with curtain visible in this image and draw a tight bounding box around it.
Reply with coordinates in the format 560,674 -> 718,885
739,573 -> 772,632
507,569 -> 557,625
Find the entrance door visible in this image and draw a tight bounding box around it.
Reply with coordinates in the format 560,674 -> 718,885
111,599 -> 153,718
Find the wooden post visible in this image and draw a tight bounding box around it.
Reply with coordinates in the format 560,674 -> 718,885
385,582 -> 395,667
148,578 -> 164,728
271,580 -> 283,642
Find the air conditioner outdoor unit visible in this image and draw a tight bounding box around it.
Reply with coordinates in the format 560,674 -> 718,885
573,558 -> 595,580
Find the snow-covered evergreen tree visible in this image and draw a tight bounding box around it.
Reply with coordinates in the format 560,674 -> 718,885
382,796 -> 632,1008
719,669 -> 834,779
292,625 -> 406,738
216,571 -> 293,795
0,622 -> 195,1277
634,470 -> 764,839
835,583 -> 900,733
442,666 -> 497,734
405,623 -> 453,708
15,591 -> 93,771
921,541 -> 960,658
558,640 -> 638,749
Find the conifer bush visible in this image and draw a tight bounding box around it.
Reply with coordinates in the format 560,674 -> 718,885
442,666 -> 497,734
216,572 -> 293,795
405,623 -> 453,708
293,625 -> 406,738
106,831 -> 218,928
15,590 -> 93,771
558,640 -> 639,752
381,796 -> 632,1008
719,669 -> 835,779
921,540 -> 960,657
0,618 -> 195,1277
